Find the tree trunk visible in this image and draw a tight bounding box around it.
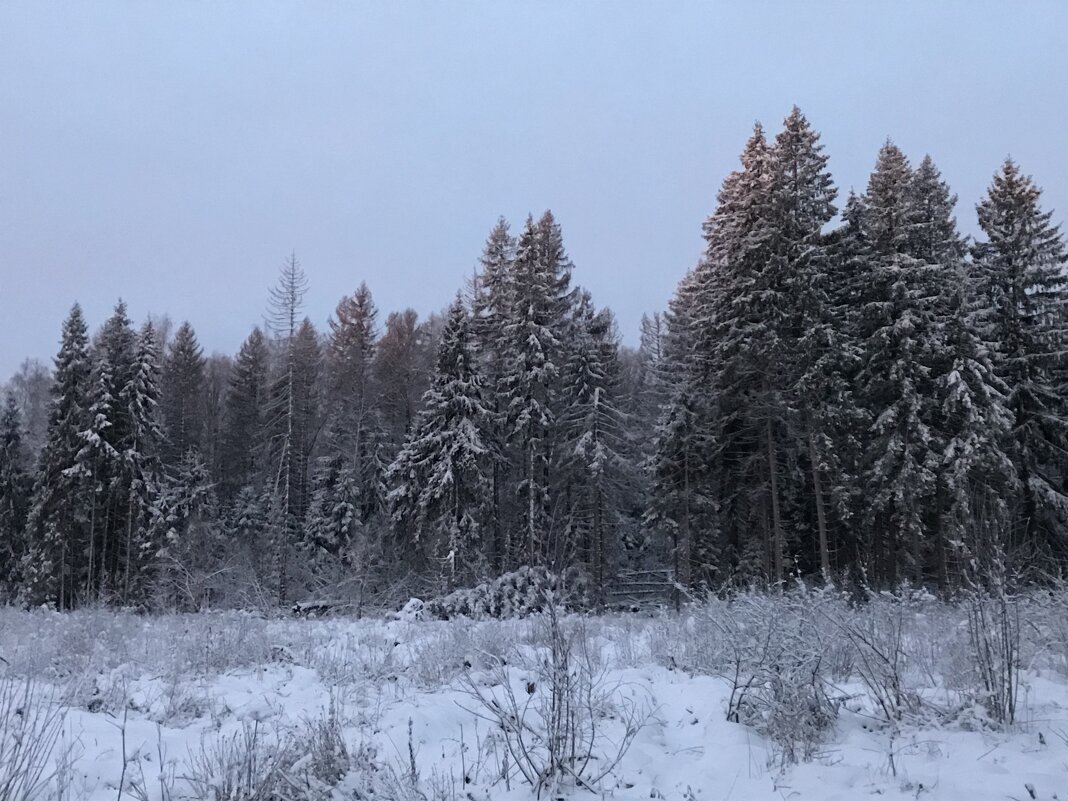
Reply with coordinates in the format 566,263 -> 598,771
808,430 -> 831,581
766,415 -> 785,586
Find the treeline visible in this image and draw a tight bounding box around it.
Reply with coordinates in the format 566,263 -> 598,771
1,106 -> 1066,609
651,108 -> 1068,591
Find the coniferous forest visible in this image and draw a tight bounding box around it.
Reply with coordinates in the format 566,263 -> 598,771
3,107 -> 1067,610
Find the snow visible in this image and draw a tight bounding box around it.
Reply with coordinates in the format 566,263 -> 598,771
1,604 -> 1066,800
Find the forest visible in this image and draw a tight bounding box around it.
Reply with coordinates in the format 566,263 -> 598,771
2,106 -> 1066,611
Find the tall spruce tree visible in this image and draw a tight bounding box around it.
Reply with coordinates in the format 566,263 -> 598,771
471,217 -> 516,570
122,322 -> 166,602
648,266 -> 715,591
0,394 -> 30,597
769,108 -> 842,580
974,159 -> 1068,561
903,156 -> 1016,585
22,304 -> 93,607
557,295 -> 630,592
499,213 -> 574,568
161,321 -> 206,466
386,297 -> 492,585
702,123 -> 791,583
221,327 -> 270,499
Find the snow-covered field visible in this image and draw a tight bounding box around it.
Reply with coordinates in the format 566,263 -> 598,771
2,590 -> 1067,800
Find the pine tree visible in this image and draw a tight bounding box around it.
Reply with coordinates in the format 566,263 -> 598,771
386,297 -> 492,585
0,394 -> 30,597
22,304 -> 93,607
974,159 -> 1068,561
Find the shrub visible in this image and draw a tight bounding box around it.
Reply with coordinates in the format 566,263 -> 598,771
459,595 -> 649,796
0,679 -> 66,801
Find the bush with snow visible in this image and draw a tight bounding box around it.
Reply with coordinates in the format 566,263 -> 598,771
416,566 -> 591,620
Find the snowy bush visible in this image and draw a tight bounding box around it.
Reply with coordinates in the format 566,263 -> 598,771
419,566 -> 591,620
832,592 -> 926,725
0,679 -> 66,801
715,593 -> 846,766
459,596 -> 650,795
964,591 -> 1021,726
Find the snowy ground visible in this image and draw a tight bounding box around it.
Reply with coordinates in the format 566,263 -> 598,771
1,592 -> 1067,800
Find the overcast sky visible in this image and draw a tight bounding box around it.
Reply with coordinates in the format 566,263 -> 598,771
1,1 -> 1065,379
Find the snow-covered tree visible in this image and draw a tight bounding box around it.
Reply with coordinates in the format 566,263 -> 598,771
471,217 -> 516,570
0,394 -> 30,597
700,123 -> 790,583
499,212 -> 574,568
770,107 -> 842,579
21,304 -> 93,607
221,327 -> 270,499
161,321 -> 206,466
148,448 -> 222,610
121,322 -> 166,602
387,297 -> 492,585
557,296 -> 631,591
973,159 -> 1068,561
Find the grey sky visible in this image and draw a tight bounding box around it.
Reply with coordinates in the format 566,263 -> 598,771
2,2 -> 1065,379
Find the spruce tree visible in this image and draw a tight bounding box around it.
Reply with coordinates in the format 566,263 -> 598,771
900,156 -> 1016,585
386,297 -> 492,585
499,215 -> 565,568
557,296 -> 630,592
0,394 -> 30,597
161,321 -> 206,466
852,143 -> 946,584
121,322 -> 166,601
471,217 -> 515,570
770,107 -> 842,580
221,327 -> 270,499
322,282 -> 384,524
701,123 -> 790,583
22,304 -> 93,607
974,159 -> 1068,561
